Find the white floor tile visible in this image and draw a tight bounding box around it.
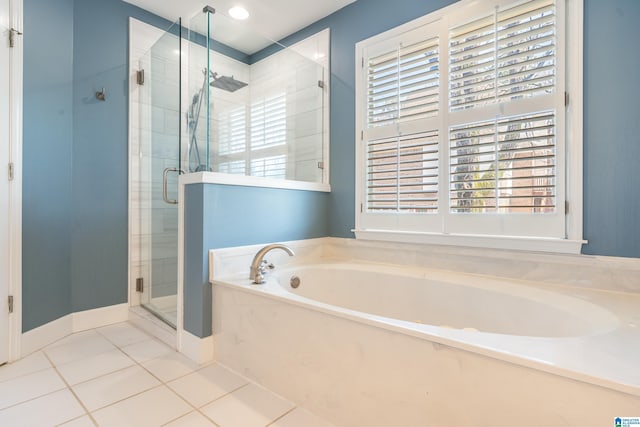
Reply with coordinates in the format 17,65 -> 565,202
0,367 -> 66,410
96,322 -> 152,348
72,365 -> 160,411
121,338 -> 173,363
271,407 -> 334,427
46,330 -> 100,349
91,386 -> 191,427
141,351 -> 200,382
164,411 -> 216,427
58,414 -> 96,426
200,383 -> 295,427
167,364 -> 248,408
0,351 -> 52,383
45,333 -> 117,366
0,389 -> 85,427
56,348 -> 136,385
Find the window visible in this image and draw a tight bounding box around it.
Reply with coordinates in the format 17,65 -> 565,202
215,93 -> 288,179
356,0 -> 582,251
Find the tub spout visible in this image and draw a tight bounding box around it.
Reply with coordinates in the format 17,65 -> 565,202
250,244 -> 295,284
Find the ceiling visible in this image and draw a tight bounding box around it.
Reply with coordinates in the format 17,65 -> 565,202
123,0 -> 356,54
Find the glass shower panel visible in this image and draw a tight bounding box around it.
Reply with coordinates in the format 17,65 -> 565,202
187,9 -> 327,183
138,21 -> 182,327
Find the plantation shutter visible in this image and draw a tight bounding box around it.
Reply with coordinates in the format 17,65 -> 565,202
447,0 -> 562,225
449,111 -> 556,213
218,106 -> 246,155
367,37 -> 440,127
356,0 -> 566,240
362,22 -> 442,224
367,131 -> 439,212
449,0 -> 556,112
250,93 -> 287,150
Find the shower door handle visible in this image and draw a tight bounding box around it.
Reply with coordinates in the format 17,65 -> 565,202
162,167 -> 183,205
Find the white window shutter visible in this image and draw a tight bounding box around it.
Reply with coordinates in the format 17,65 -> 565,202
250,93 -> 287,150
450,111 -> 556,213
356,0 -> 566,240
367,37 -> 440,127
367,131 -> 439,213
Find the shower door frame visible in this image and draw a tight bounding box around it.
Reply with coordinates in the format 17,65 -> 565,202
128,17 -> 187,340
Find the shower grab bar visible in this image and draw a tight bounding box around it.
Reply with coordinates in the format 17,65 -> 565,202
162,167 -> 184,205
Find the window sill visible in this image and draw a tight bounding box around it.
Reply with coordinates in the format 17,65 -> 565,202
353,229 -> 586,255
180,172 -> 331,193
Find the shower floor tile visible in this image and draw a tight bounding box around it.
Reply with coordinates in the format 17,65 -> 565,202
0,321 -> 334,426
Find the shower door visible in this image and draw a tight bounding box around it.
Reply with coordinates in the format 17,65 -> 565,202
136,21 -> 182,327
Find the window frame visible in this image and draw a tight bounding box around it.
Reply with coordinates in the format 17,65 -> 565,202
354,0 -> 584,254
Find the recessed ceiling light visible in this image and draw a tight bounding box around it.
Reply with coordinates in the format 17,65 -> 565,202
229,6 -> 249,20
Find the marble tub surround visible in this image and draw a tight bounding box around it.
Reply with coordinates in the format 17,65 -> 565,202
210,238 -> 640,295
209,238 -> 640,426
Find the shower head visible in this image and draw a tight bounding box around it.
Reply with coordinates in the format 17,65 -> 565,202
210,73 -> 248,93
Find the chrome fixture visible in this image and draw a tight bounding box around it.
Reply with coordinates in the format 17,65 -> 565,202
250,244 -> 295,284
162,167 -> 184,204
95,88 -> 106,101
290,276 -> 301,289
186,69 -> 248,173
210,72 -> 248,93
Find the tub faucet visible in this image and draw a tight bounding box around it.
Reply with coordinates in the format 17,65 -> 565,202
250,244 -> 295,284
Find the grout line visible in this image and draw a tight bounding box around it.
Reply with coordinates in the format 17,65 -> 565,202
266,406 -> 297,426
0,365 -> 53,386
55,414 -> 93,427
20,323 -> 332,426
43,353 -> 99,427
0,381 -> 67,413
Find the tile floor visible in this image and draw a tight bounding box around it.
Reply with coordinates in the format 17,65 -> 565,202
0,322 -> 333,427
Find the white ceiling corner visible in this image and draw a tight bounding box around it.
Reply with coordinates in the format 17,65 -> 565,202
123,0 -> 356,54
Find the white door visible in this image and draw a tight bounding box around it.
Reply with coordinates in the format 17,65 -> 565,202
0,0 -> 12,364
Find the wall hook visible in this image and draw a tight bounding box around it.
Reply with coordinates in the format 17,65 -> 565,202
96,88 -> 106,101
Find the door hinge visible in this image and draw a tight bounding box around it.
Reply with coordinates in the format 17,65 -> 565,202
360,203 -> 364,213
360,130 -> 364,141
136,277 -> 144,293
317,80 -> 325,89
8,163 -> 14,181
565,201 -> 569,214
362,57 -> 364,68
8,296 -> 13,314
317,161 -> 325,170
9,28 -> 22,48
136,69 -> 145,86
564,91 -> 569,106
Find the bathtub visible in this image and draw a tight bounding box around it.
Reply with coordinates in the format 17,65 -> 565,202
209,238 -> 640,426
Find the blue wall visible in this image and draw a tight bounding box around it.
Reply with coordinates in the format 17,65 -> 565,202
23,0 -> 74,332
257,0 -> 640,258
23,0 -> 174,331
184,183 -> 329,338
582,0 -> 640,257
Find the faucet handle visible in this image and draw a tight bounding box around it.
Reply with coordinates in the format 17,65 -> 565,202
262,259 -> 275,270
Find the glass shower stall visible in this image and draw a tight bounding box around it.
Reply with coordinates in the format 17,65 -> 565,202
131,6 -> 328,328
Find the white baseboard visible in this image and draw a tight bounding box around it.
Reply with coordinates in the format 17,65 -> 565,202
21,303 -> 129,356
21,314 -> 73,357
179,329 -> 213,364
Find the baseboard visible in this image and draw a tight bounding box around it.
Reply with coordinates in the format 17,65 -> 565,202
21,314 -> 73,356
179,329 -> 213,364
72,303 -> 129,332
21,303 -> 129,356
